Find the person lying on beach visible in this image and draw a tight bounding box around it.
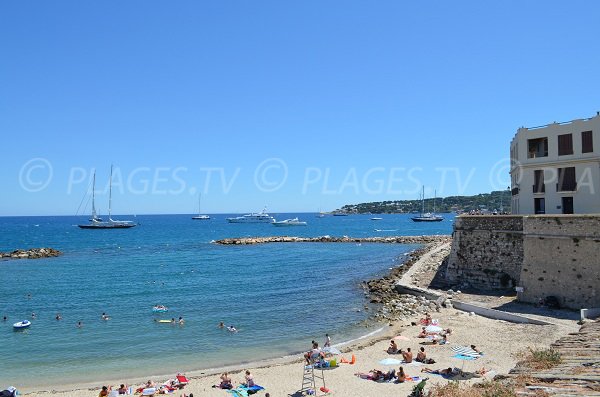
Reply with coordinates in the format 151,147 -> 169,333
421,367 -> 460,376
387,340 -> 399,354
354,369 -> 390,381
402,348 -> 413,363
242,370 -> 255,387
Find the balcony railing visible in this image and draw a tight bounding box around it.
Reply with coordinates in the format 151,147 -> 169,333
532,184 -> 545,193
556,182 -> 577,192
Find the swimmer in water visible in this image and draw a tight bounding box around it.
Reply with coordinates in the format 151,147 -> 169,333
227,325 -> 238,333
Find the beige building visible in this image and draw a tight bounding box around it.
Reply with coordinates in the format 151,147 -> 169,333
510,113 -> 600,214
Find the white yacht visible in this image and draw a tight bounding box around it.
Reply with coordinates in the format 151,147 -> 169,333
272,217 -> 307,226
227,207 -> 275,223
192,194 -> 210,220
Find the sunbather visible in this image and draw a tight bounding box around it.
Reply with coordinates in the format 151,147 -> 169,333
387,340 -> 399,354
421,367 -> 459,376
117,384 -> 127,395
402,348 -> 413,363
243,370 -> 255,387
396,366 -> 410,383
416,347 -> 426,362
98,386 -> 111,397
219,372 -> 233,389
417,327 -> 428,338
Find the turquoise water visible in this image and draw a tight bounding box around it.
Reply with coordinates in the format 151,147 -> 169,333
0,213 -> 452,388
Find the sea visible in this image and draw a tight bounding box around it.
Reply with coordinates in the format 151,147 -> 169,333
0,213 -> 452,389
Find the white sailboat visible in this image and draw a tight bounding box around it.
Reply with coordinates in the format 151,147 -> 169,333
78,165 -> 137,229
192,194 -> 210,220
411,187 -> 443,222
88,171 -> 103,222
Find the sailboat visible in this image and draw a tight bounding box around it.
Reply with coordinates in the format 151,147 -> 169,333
88,171 -> 103,222
192,194 -> 210,220
78,166 -> 137,229
411,186 -> 443,222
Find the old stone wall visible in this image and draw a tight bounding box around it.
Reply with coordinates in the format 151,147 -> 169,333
519,215 -> 600,309
446,216 -> 524,290
446,215 -> 600,309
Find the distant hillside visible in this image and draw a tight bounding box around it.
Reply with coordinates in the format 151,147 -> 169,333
335,190 -> 511,214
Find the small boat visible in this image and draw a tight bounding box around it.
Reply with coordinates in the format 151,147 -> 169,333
272,217 -> 307,226
152,305 -> 168,313
192,194 -> 210,220
13,320 -> 31,330
227,207 -> 275,223
371,217 -> 383,220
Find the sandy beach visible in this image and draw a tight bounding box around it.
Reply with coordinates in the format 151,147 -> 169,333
19,241 -> 579,397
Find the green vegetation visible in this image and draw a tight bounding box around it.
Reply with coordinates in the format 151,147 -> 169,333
336,190 -> 512,214
520,348 -> 562,370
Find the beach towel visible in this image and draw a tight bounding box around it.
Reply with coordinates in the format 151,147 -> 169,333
452,354 -> 477,361
226,385 -> 264,397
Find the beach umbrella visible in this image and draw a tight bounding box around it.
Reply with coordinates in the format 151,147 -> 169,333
393,335 -> 410,341
451,346 -> 480,357
378,358 -> 401,365
425,325 -> 443,334
322,346 -> 341,355
451,346 -> 480,374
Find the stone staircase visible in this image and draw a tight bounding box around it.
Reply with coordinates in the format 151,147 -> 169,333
509,320 -> 600,396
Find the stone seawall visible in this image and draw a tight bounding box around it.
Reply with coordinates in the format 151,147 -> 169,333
446,215 -> 600,310
446,216 -> 523,290
0,248 -> 61,260
214,235 -> 451,245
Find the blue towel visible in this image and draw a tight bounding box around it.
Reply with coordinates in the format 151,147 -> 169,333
453,354 -> 477,360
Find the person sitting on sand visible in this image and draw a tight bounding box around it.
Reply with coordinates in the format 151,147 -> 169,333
396,366 -> 410,383
218,372 -> 233,389
438,334 -> 448,345
146,380 -> 155,388
304,342 -> 324,364
242,370 -> 255,387
99,385 -> 111,397
416,347 -> 426,362
117,384 -> 127,395
387,340 -> 399,354
417,327 -> 428,338
402,347 -> 413,363
442,328 -> 452,336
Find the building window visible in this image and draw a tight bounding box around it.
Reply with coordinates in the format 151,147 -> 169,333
562,197 -> 574,214
533,170 -> 545,193
534,198 -> 545,214
582,130 -> 593,153
557,167 -> 577,191
528,137 -> 548,158
558,133 -> 573,155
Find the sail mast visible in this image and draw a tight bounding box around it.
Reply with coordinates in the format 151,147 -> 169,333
92,170 -> 97,220
434,189 -> 437,214
108,165 -> 113,220
198,193 -> 202,216
421,186 -> 425,215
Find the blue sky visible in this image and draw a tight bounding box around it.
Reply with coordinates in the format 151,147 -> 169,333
1,1 -> 599,215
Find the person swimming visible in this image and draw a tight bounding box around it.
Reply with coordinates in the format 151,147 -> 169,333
227,325 -> 237,333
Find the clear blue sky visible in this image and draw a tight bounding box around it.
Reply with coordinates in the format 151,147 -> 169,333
1,1 -> 599,215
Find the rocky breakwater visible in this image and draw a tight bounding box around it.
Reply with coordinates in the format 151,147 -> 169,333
214,235 -> 451,245
363,243 -> 451,322
1,248 -> 61,260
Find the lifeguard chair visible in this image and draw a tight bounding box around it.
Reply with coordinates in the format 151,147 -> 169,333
300,354 -> 327,395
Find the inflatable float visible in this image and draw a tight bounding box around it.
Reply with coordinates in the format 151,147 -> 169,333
152,305 -> 168,313
13,320 -> 31,330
